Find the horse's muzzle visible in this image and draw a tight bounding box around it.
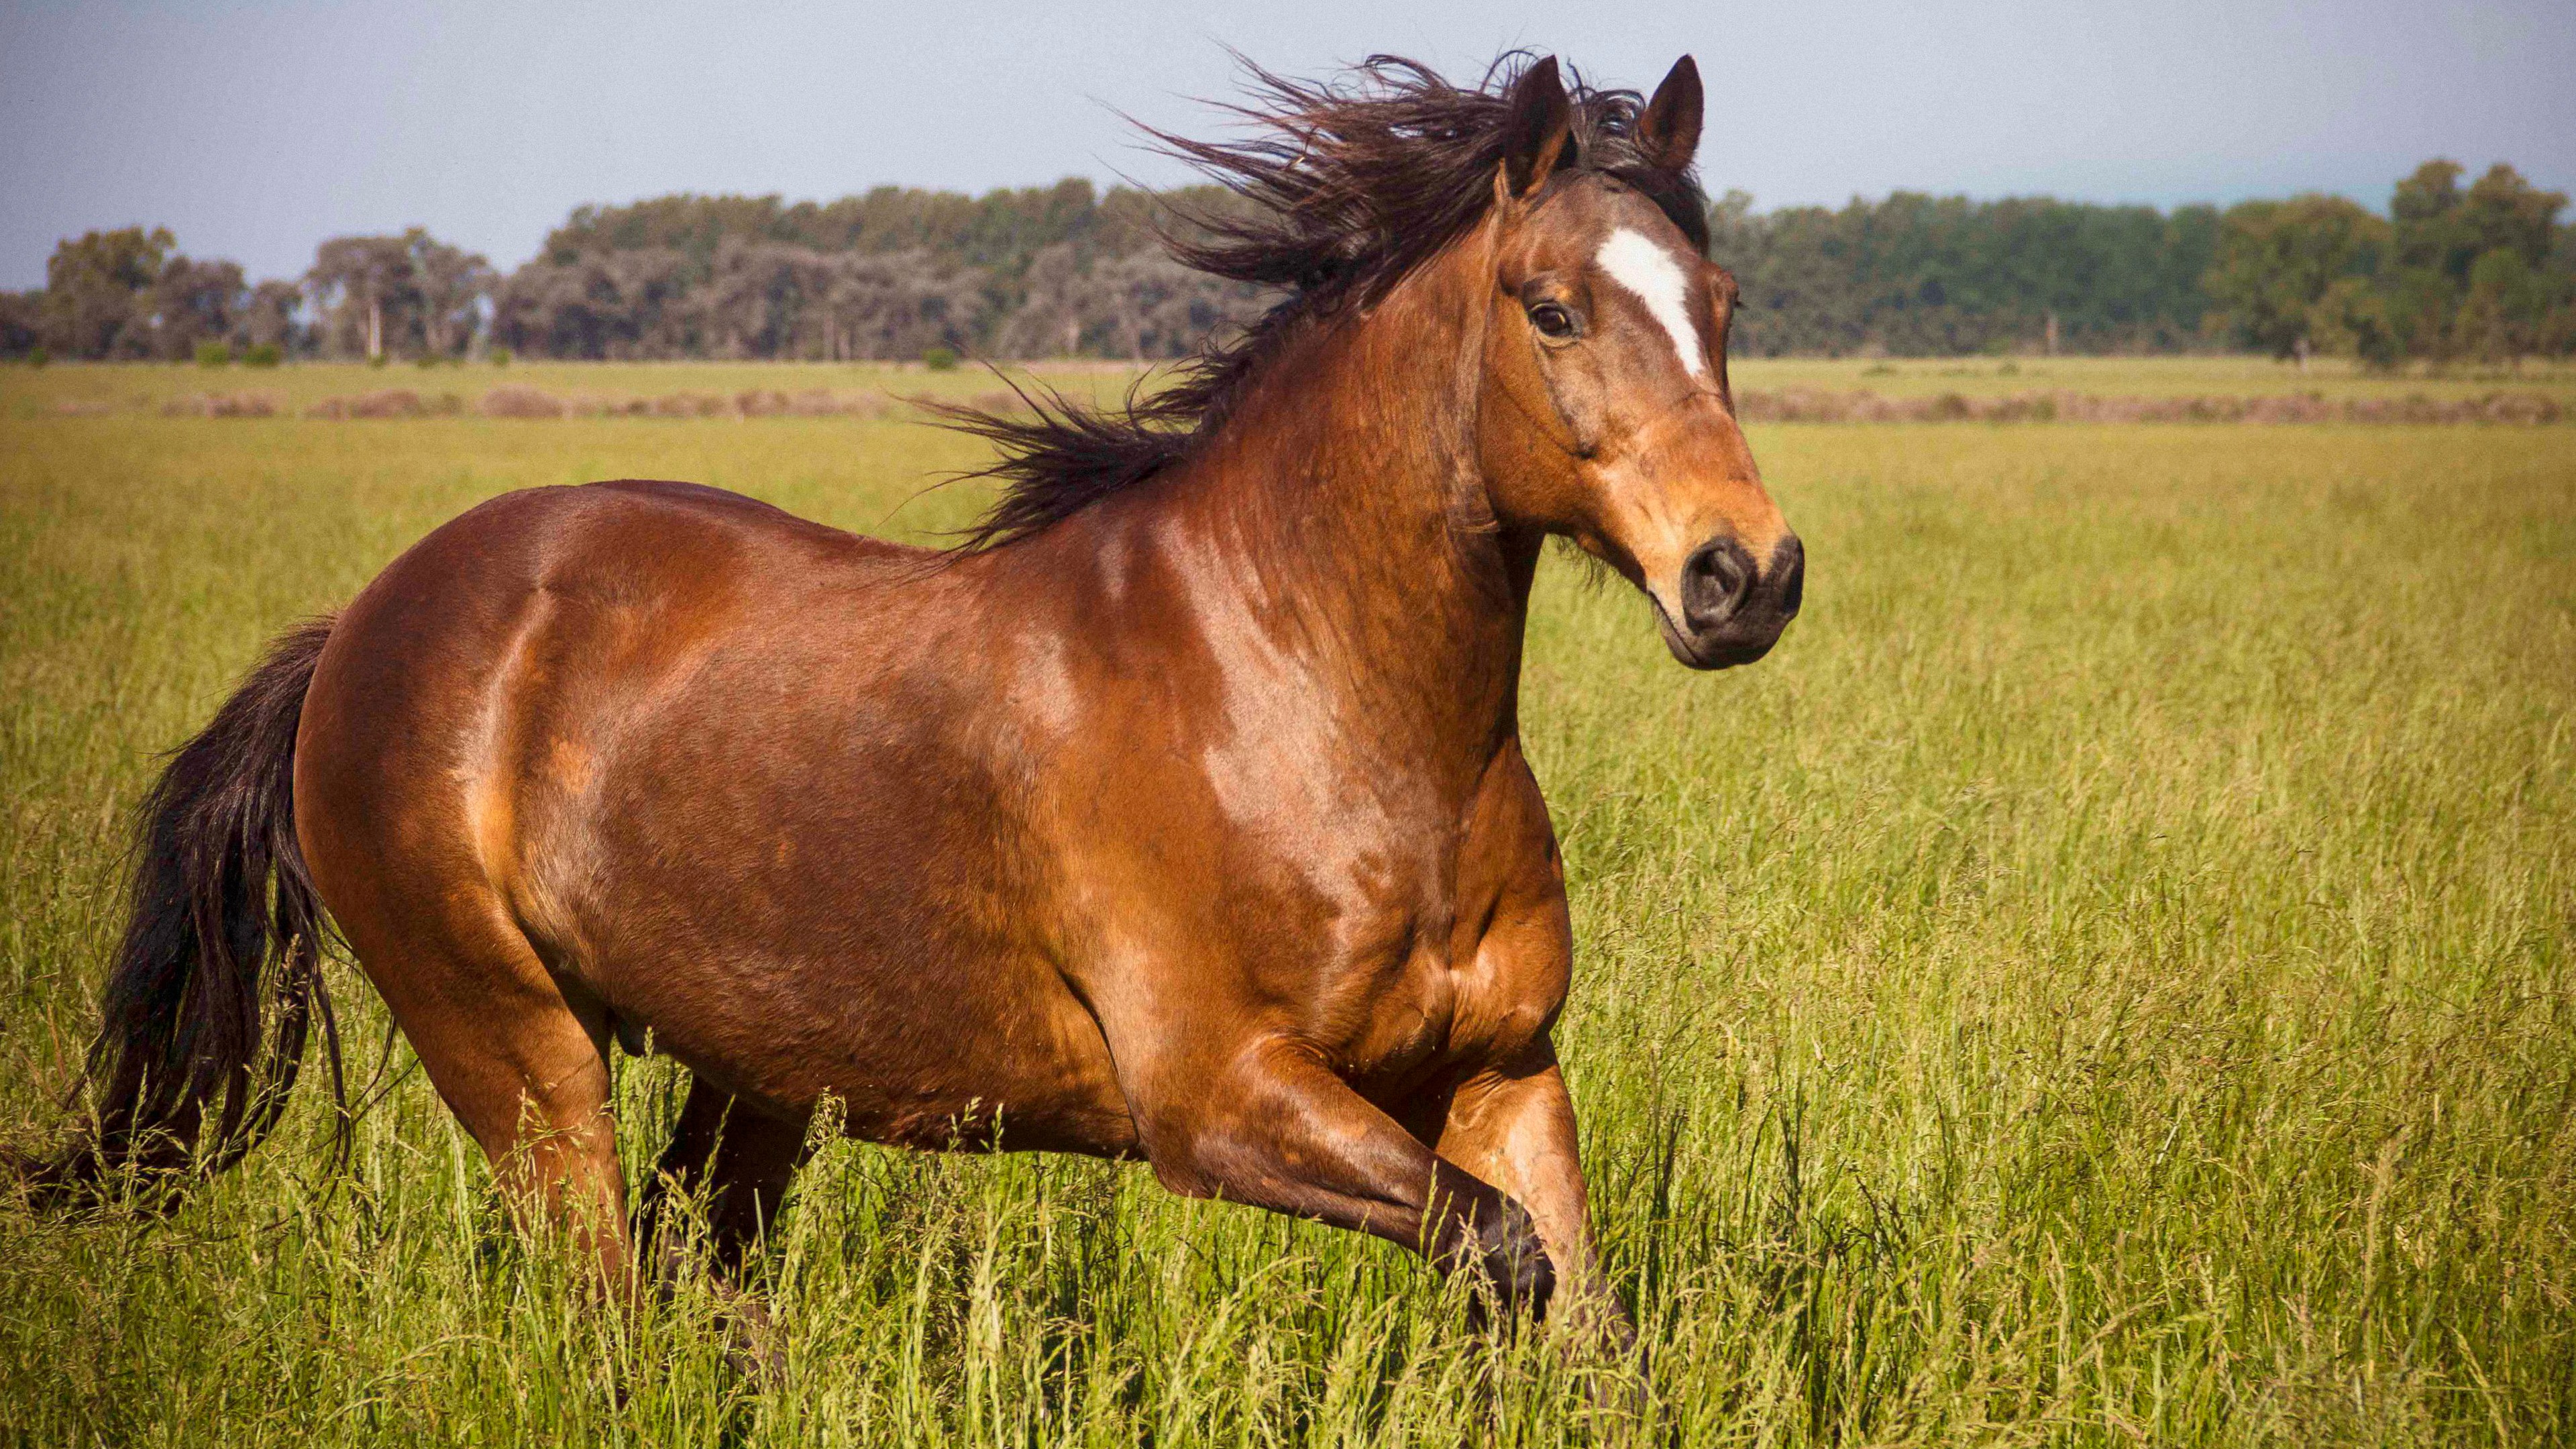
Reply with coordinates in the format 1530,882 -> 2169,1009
1667,533 -> 1803,669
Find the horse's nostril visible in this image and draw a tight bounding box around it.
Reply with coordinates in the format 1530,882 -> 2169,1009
1680,539 -> 1756,632
1772,535 -> 1805,619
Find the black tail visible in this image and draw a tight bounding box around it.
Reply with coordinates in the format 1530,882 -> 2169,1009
17,616 -> 344,1207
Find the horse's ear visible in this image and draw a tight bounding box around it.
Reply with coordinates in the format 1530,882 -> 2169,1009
1501,56 -> 1575,197
1636,55 -> 1703,172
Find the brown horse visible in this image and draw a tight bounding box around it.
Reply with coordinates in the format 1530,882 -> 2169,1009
26,54 -> 1799,1340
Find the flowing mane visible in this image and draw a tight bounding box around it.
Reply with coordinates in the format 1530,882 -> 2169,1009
940,54 -> 1712,550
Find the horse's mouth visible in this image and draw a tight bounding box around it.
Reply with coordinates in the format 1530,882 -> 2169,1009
1650,594 -> 1783,671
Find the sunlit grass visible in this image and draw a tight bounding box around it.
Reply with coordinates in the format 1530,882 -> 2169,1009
1731,353 -> 2576,402
6,353 -> 2573,421
1,387 -> 2571,1444
0,358 -> 1147,420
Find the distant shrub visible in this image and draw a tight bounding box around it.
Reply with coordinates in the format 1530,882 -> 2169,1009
477,385 -> 564,419
244,343 -> 282,368
25,345 -> 47,368
488,347 -> 512,367
162,391 -> 281,418
922,345 -> 959,372
651,392 -> 729,417
790,389 -> 885,417
309,388 -> 427,419
195,341 -> 233,368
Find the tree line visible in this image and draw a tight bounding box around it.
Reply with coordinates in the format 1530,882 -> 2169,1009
5,163 -> 2568,366
2198,162 -> 2573,366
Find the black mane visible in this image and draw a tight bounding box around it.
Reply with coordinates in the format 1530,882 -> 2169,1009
939,54 -> 1711,551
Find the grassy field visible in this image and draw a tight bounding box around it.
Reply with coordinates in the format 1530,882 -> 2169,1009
1731,354 -> 2576,404
0,358 -> 1144,420
1,366 -> 2572,1445
6,353 -> 2575,421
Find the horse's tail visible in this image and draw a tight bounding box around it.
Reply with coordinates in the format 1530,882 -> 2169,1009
14,616 -> 345,1208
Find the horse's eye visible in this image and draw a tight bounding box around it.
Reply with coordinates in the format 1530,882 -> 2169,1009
1527,303 -> 1578,341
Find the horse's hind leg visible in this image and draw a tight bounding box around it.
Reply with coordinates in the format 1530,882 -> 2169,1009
338,905 -> 633,1289
636,1077 -> 810,1281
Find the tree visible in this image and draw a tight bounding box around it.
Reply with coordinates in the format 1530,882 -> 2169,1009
2455,247 -> 2550,364
997,242 -> 1267,358
0,290 -> 41,358
2546,226 -> 2576,358
2203,195 -> 2387,363
42,226 -> 173,358
657,243 -> 991,360
491,248 -> 698,360
307,235 -> 410,360
17,163 -> 2520,368
693,241 -> 836,358
2382,161 -> 2568,363
1707,190 -> 2218,356
147,257 -> 248,360
2304,275 -> 2400,367
2392,162 -> 2471,276
818,250 -> 989,360
994,244 -> 1089,358
239,280 -> 306,354
2457,164 -> 2563,272
413,235 -> 496,357
307,228 -> 492,360
2447,166 -> 2563,365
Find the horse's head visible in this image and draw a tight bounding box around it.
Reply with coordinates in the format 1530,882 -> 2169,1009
1476,57 -> 1802,670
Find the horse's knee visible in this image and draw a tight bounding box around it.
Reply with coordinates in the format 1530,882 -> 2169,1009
1439,1189 -> 1557,1320
1148,1157 -> 1220,1201
1138,1110 -> 1246,1201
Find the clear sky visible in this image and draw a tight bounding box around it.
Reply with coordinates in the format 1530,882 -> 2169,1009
3,0 -> 2569,289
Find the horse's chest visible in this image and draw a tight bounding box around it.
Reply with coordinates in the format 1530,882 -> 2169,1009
1230,753 -> 1556,1081
1311,945 -> 1558,1115
1313,858 -> 1566,1087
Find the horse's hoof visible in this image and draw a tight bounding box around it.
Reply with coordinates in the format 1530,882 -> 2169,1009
717,1288 -> 788,1384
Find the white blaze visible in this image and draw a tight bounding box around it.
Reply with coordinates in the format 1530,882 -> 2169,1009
1596,227 -> 1705,378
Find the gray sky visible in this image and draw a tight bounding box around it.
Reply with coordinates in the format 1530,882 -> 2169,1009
3,0 -> 2570,289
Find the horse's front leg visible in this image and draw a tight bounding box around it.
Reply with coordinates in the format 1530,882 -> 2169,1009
1426,1040 -> 1635,1348
1121,1032 -> 1556,1318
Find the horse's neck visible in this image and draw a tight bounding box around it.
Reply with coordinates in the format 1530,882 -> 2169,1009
1183,248 -> 1532,762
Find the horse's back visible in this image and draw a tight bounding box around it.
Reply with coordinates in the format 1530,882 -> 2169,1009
297,474 -> 937,898
294,476 -> 892,943
297,478 -> 929,806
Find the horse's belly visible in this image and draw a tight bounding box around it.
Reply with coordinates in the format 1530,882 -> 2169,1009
808,991 -> 1143,1158
596,939 -> 1142,1159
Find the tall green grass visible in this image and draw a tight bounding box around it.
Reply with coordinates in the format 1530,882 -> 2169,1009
1,402 -> 2570,1445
